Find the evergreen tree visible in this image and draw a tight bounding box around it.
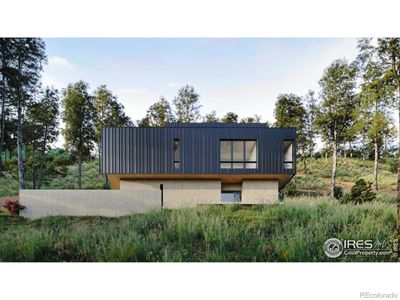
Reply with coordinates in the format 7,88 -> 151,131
62,81 -> 95,189
25,87 -> 59,189
173,85 -> 201,122
5,39 -> 46,189
315,59 -> 357,197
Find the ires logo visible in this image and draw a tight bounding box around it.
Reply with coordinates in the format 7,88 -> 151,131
343,240 -> 373,249
323,238 -> 395,258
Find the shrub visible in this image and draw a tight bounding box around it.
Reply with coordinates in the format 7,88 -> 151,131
340,179 -> 376,204
285,182 -> 298,197
333,186 -> 343,199
384,157 -> 398,173
3,198 -> 25,215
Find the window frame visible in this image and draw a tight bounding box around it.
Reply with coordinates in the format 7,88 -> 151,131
221,190 -> 242,203
283,139 -> 294,170
174,139 -> 180,170
219,139 -> 257,169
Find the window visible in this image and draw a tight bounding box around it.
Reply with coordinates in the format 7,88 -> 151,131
283,140 -> 293,169
220,140 -> 257,169
221,191 -> 241,202
174,139 -> 180,169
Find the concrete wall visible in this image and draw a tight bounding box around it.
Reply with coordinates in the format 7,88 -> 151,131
120,179 -> 221,208
20,189 -> 161,219
242,180 -> 279,204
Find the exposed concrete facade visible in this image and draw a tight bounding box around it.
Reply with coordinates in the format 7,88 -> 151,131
120,179 -> 221,208
242,180 -> 279,204
20,189 -> 161,219
120,179 -> 279,207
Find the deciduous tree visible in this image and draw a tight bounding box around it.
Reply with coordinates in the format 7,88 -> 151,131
315,59 -> 357,197
62,81 -> 95,189
173,85 -> 201,122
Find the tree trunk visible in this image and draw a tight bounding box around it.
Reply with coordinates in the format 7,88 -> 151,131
349,142 -> 353,159
397,80 -> 400,233
374,138 -> 378,192
78,149 -> 82,189
0,78 -> 5,173
32,141 -> 36,189
331,135 -> 337,198
17,88 -> 25,189
37,125 -> 48,189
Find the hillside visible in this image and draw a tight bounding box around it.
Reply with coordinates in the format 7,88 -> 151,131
0,197 -> 397,262
0,157 -> 397,199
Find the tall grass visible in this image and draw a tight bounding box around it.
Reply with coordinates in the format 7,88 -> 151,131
0,197 -> 398,262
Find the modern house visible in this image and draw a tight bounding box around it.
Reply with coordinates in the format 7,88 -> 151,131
102,123 -> 296,208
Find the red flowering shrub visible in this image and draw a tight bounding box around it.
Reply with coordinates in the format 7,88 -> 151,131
3,198 -> 25,215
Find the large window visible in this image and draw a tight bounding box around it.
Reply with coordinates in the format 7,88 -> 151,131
283,140 -> 293,169
220,140 -> 257,169
174,139 -> 180,169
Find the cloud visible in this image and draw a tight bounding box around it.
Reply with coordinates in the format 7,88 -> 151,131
48,56 -> 73,69
167,82 -> 179,88
41,74 -> 64,90
116,88 -> 160,121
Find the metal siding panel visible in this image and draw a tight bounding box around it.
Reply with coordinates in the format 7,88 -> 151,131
101,126 -> 296,175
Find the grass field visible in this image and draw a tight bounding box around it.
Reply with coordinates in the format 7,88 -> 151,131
0,197 -> 398,262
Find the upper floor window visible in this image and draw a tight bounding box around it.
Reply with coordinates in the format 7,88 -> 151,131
174,139 -> 180,169
283,140 -> 293,169
220,140 -> 257,169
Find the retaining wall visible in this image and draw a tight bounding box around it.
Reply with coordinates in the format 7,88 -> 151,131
20,189 -> 161,219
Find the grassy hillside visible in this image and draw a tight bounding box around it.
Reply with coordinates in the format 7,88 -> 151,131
0,197 -> 397,262
0,157 -> 397,198
292,157 -> 397,201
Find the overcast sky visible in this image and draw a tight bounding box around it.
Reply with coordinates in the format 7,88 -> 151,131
42,38 -> 360,147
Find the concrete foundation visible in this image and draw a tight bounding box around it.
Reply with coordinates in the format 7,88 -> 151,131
242,180 -> 279,204
120,179 -> 221,208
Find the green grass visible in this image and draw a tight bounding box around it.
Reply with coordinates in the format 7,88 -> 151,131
0,197 -> 398,262
296,157 -> 397,195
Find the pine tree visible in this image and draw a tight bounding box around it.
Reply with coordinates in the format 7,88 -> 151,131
5,39 -> 46,189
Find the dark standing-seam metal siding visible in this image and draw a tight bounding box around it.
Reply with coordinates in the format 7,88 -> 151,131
101,124 -> 296,175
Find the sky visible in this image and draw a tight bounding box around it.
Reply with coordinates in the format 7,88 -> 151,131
42,38 -> 360,146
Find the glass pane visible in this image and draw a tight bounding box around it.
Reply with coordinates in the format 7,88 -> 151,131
220,163 -> 231,169
245,141 -> 257,161
284,162 -> 293,169
174,162 -> 180,169
221,192 -> 241,202
174,139 -> 180,161
220,141 -> 231,161
232,141 -> 244,161
245,162 -> 257,169
284,140 -> 293,162
232,163 -> 244,169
